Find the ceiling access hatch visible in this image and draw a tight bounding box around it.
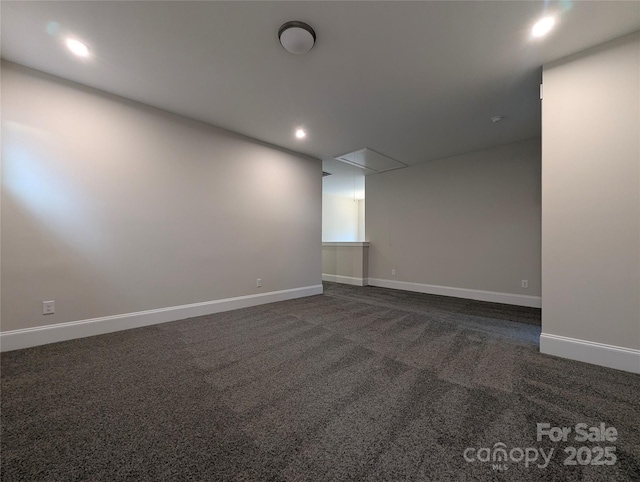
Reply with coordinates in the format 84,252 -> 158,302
335,148 -> 406,173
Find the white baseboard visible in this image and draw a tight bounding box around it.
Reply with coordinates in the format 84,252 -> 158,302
0,285 -> 324,352
367,278 -> 541,308
322,274 -> 368,286
540,333 -> 640,374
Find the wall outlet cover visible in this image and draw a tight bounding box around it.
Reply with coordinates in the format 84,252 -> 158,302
42,300 -> 55,315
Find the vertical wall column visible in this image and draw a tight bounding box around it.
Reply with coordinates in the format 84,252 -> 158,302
541,32 -> 640,373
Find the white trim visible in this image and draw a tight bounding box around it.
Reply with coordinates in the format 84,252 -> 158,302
322,242 -> 370,247
540,333 -> 640,374
322,274 -> 368,286
367,278 -> 541,308
0,285 -> 323,352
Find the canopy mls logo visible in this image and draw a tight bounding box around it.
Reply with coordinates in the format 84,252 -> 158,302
463,443 -> 554,471
464,422 -> 618,472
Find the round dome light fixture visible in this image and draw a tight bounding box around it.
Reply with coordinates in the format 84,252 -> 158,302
279,21 -> 316,54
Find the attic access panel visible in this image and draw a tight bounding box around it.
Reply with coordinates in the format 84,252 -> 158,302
335,148 -> 406,173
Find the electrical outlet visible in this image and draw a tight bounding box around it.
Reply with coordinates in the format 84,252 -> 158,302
521,280 -> 528,288
43,300 -> 55,315
391,269 -> 396,276
256,278 -> 262,288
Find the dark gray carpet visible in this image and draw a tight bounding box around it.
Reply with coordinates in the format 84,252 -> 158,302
2,282 -> 639,481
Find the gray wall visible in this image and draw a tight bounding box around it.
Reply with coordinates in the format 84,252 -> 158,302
366,139 -> 541,297
1,61 -> 321,332
542,32 -> 640,351
322,243 -> 369,281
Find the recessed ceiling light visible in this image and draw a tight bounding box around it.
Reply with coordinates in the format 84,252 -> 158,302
65,38 -> 90,57
531,16 -> 556,38
295,128 -> 307,139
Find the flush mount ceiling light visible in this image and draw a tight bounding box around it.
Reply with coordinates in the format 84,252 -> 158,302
491,115 -> 505,123
295,128 -> 307,139
531,16 -> 556,38
279,21 -> 316,54
65,38 -> 90,57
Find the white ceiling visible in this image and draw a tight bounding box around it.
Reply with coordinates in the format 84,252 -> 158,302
2,1 -> 639,179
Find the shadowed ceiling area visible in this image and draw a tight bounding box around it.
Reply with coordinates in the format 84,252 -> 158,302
2,1 -> 639,166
